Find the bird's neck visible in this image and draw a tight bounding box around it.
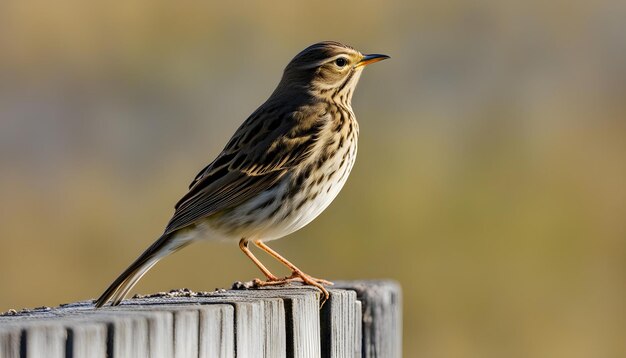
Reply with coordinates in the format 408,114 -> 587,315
317,72 -> 362,108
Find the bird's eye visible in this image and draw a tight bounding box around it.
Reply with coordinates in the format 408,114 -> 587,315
335,58 -> 347,67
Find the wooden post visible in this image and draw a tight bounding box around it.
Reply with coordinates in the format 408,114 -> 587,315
0,280 -> 401,357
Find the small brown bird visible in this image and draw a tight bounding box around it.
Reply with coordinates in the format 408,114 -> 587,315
95,41 -> 388,307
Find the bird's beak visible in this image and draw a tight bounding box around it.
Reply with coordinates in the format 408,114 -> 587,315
355,54 -> 390,68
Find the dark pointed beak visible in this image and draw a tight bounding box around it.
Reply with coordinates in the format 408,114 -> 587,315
355,53 -> 390,68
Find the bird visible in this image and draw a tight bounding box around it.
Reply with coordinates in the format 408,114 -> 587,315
94,41 -> 389,308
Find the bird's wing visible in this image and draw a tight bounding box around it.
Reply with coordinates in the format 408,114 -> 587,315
164,103 -> 325,235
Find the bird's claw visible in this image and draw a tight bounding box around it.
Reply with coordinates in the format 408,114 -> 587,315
252,271 -> 332,307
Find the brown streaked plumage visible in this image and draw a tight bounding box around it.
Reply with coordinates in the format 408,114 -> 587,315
95,41 -> 389,308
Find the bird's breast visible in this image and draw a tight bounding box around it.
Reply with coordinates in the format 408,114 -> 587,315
262,115 -> 358,238
197,110 -> 358,242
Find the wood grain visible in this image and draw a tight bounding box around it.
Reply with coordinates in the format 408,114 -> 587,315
0,280 -> 401,357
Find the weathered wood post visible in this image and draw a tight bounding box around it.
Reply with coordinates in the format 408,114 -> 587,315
0,280 -> 401,358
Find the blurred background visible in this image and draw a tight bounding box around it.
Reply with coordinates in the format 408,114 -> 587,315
1,0 -> 625,356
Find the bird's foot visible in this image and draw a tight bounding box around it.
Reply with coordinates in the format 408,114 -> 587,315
283,272 -> 334,286
253,270 -> 332,306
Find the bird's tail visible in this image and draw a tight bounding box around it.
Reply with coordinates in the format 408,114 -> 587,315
94,233 -> 189,308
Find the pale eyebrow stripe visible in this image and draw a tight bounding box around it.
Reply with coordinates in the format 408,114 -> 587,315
299,54 -> 357,69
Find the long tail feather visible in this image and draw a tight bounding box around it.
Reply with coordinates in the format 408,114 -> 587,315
94,233 -> 188,307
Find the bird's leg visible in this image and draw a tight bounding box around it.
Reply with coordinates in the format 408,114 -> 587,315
238,238 -> 280,281
252,240 -> 332,303
253,241 -> 334,285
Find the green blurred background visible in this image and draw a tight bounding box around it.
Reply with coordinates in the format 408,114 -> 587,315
1,0 -> 625,356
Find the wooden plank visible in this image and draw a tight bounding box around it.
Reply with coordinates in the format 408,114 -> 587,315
106,305 -> 198,358
172,309 -> 199,358
53,302 -> 234,358
119,295 -> 280,357
65,321 -> 107,358
0,326 -> 20,358
258,297 -> 286,358
197,305 -> 234,358
279,290 -> 321,358
106,313 -> 150,358
224,285 -> 321,358
320,289 -> 360,358
335,280 -> 402,358
354,300 -> 362,358
0,308 -> 167,358
23,323 -> 66,358
102,309 -> 174,358
60,301 -> 234,358
142,310 -> 174,358
0,280 -> 402,358
1,314 -> 111,358
231,300 -> 265,357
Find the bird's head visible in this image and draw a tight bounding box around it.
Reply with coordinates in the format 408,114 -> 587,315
275,41 -> 389,102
